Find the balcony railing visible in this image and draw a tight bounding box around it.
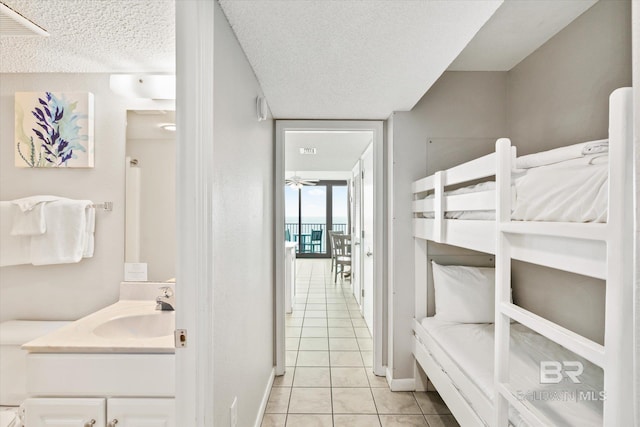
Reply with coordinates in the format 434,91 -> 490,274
285,223 -> 348,254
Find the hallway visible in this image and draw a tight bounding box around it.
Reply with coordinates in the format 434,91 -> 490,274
262,259 -> 457,427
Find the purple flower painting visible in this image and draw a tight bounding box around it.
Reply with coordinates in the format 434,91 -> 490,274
15,92 -> 94,168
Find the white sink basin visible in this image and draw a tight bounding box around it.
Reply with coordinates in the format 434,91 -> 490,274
93,312 -> 174,339
23,300 -> 176,353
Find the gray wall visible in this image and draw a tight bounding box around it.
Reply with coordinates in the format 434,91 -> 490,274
507,0 -> 632,155
389,72 -> 508,380
212,2 -> 275,426
506,0 -> 631,344
389,0 -> 631,380
0,73 -> 173,323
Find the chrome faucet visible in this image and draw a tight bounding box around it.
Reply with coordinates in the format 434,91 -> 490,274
156,286 -> 175,311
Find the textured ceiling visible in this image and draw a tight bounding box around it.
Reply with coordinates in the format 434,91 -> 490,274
219,0 -> 503,120
448,0 -> 598,71
285,131 -> 372,172
0,0 -> 174,73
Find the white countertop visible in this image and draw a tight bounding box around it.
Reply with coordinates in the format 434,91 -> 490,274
23,300 -> 175,354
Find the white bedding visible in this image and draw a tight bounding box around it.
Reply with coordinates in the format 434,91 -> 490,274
422,182 -> 498,220
420,317 -> 603,426
512,155 -> 607,222
421,154 -> 608,223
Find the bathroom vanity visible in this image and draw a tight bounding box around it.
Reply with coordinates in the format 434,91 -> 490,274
21,284 -> 176,427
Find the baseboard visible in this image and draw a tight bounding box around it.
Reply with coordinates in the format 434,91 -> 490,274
385,367 -> 416,392
254,367 -> 275,427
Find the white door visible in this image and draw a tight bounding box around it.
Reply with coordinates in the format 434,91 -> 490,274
361,144 -> 374,335
351,162 -> 362,306
25,398 -> 105,427
107,398 -> 175,427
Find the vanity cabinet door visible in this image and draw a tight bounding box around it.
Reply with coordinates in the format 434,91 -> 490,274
24,398 -> 106,427
106,398 -> 175,427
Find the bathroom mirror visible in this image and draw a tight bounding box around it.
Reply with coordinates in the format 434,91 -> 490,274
125,110 -> 176,282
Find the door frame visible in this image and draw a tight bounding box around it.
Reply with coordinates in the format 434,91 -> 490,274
275,120 -> 385,377
175,1 -> 215,424
350,161 -> 362,307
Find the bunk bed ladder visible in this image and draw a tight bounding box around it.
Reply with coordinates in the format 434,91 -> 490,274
494,138 -> 513,427
601,87 -> 634,427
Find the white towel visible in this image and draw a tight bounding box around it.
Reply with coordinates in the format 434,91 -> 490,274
0,202 -> 30,267
83,206 -> 96,258
30,200 -> 92,265
10,195 -> 66,236
515,139 -> 608,169
581,139 -> 608,155
10,203 -> 46,236
11,195 -> 64,212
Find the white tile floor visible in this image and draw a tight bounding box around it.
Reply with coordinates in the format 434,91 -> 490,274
262,259 -> 459,427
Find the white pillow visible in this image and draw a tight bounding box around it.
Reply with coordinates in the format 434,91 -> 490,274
432,262 -> 495,323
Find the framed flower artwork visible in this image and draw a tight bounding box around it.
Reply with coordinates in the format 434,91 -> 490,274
15,91 -> 94,168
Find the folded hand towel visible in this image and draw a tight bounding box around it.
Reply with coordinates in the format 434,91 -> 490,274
10,195 -> 66,236
30,199 -> 92,265
581,139 -> 609,155
0,202 -> 30,267
515,139 -> 608,169
10,203 -> 46,236
11,195 -> 64,212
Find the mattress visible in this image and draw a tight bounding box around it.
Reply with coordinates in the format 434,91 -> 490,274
420,317 -> 603,427
421,154 -> 608,223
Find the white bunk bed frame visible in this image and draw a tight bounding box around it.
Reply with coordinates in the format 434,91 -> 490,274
411,88 -> 634,426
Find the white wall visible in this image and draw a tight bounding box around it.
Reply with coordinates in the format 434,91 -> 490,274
388,72 -> 508,380
212,2 -> 275,426
0,73 -> 172,323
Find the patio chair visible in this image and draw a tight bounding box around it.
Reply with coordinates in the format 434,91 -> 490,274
306,229 -> 323,253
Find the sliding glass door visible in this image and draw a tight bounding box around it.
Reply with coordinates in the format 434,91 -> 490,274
285,180 -> 348,258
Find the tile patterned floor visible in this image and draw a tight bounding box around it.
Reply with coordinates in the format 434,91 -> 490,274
262,259 -> 459,427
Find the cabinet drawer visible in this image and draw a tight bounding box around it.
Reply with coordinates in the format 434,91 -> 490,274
25,398 -> 105,427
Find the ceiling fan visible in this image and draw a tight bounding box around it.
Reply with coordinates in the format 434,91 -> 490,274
286,175 -> 318,189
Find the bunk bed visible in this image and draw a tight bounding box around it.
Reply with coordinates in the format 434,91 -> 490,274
411,88 -> 633,426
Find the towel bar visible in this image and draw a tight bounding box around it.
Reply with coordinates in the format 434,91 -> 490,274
91,202 -> 113,211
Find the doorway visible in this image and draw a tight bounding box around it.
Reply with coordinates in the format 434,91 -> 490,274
275,121 -> 385,378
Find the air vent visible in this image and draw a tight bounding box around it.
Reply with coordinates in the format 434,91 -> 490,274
0,3 -> 49,37
299,147 -> 317,155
